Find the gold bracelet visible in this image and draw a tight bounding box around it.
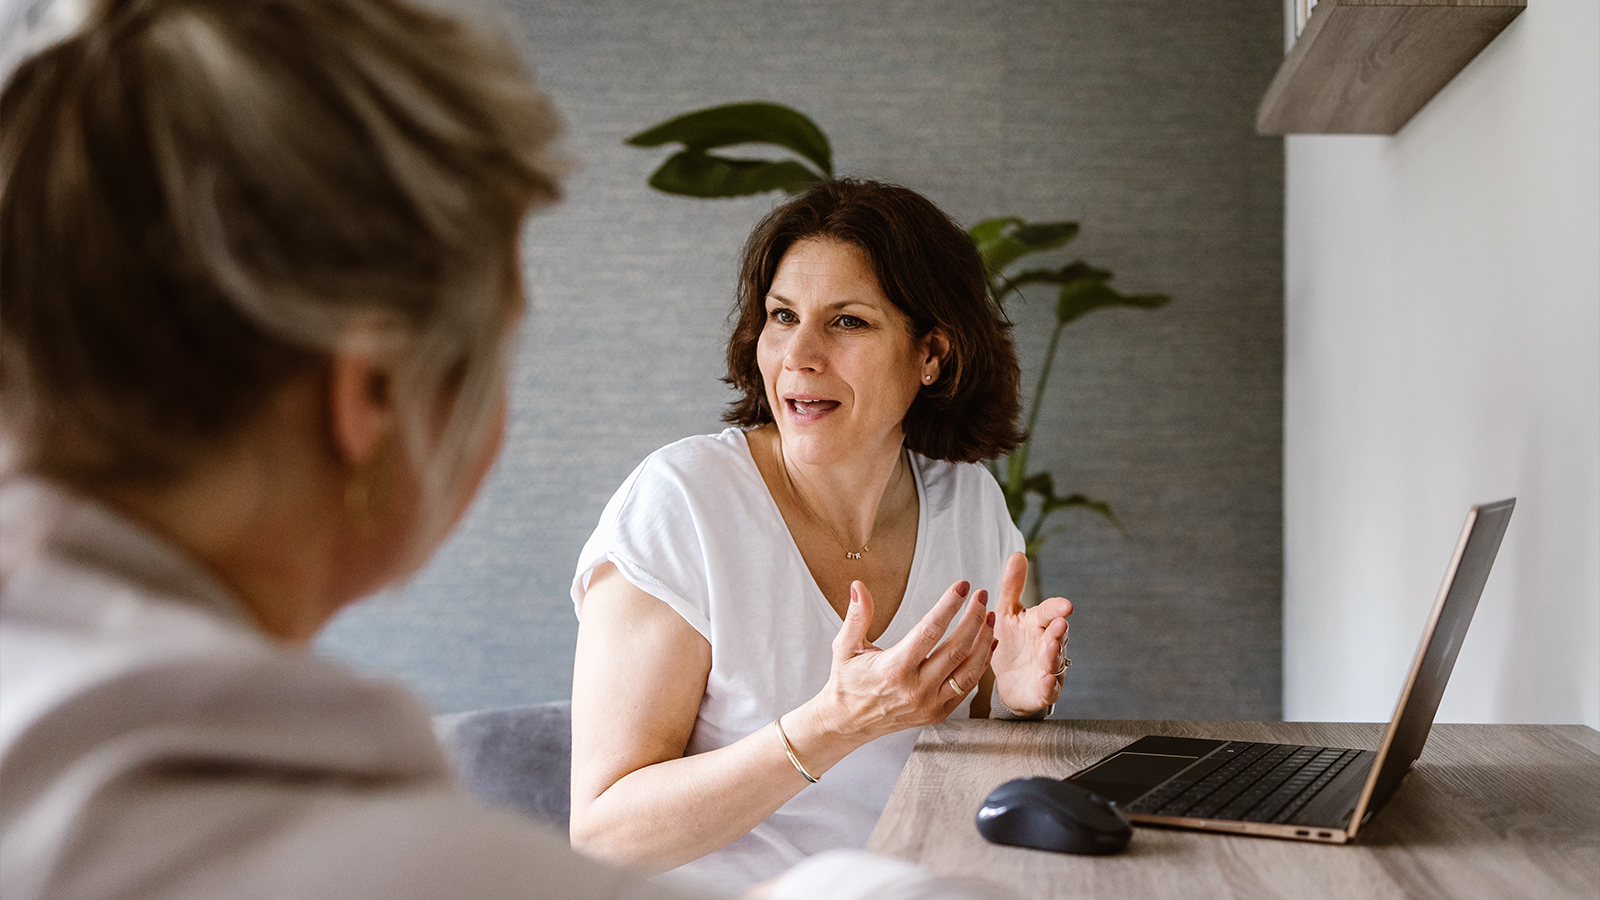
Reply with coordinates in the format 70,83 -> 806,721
773,716 -> 819,784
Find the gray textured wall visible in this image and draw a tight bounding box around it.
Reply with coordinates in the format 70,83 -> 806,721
316,0 -> 1286,720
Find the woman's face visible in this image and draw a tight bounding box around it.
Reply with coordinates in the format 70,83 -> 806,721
757,238 -> 935,467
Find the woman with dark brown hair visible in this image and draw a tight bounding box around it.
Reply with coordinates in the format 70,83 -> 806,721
570,179 -> 1076,893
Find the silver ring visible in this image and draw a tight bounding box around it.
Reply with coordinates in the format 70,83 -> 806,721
1052,658 -> 1071,678
947,676 -> 965,695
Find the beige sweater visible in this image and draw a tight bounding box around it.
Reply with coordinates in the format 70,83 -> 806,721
0,479 -> 689,900
0,480 -> 1007,900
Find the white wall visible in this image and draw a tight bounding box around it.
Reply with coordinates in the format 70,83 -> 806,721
1284,0 -> 1599,727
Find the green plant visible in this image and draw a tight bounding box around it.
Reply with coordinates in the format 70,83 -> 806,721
968,218 -> 1168,555
627,102 -> 1168,559
625,102 -> 832,196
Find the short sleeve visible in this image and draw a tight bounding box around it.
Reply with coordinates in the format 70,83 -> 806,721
570,446 -> 716,641
933,457 -> 1025,562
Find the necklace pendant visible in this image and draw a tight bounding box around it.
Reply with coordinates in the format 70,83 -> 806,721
846,551 -> 861,560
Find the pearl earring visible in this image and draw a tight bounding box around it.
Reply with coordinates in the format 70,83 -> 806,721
923,374 -> 934,383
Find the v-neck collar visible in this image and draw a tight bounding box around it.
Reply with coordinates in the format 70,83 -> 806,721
732,428 -> 929,646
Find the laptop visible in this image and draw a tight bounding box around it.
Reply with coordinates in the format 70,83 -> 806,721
1066,499 -> 1515,844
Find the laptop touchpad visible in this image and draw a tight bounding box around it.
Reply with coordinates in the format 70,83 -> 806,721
1070,752 -> 1198,805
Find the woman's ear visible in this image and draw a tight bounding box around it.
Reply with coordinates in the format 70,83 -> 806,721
327,352 -> 399,467
923,328 -> 951,380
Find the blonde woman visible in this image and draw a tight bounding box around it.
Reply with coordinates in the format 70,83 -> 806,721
0,3 -> 1002,898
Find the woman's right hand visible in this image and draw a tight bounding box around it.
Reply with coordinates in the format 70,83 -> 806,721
809,579 -> 997,743
571,570 -> 993,871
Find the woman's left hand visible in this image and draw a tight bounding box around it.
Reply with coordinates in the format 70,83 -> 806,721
990,552 -> 1073,716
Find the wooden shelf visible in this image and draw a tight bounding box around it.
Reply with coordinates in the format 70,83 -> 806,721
1257,0 -> 1525,135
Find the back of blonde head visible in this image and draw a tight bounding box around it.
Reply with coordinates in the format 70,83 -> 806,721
0,0 -> 562,542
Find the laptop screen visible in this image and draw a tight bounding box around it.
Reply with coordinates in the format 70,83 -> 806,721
1353,499 -> 1515,829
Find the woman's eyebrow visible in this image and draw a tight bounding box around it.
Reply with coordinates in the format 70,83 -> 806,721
765,293 -> 879,312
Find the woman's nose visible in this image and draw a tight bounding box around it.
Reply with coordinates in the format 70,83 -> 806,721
784,322 -> 827,371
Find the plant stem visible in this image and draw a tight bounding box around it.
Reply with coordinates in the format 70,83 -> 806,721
1009,319 -> 1066,495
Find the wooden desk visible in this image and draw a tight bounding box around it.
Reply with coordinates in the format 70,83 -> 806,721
868,719 -> 1599,899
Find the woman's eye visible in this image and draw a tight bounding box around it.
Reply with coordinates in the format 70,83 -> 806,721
768,309 -> 798,324
836,315 -> 866,329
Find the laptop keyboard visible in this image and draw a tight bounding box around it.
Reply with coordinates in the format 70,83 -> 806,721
1125,741 -> 1363,824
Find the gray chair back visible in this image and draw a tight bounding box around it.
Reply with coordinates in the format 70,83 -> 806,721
433,701 -> 571,830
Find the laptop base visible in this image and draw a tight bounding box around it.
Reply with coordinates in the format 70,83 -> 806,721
1068,735 -> 1376,845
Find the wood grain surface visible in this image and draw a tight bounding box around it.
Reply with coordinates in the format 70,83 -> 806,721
868,719 -> 1600,898
1257,0 -> 1525,134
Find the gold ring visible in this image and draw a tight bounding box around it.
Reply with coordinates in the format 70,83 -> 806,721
947,677 -> 965,695
1052,658 -> 1071,677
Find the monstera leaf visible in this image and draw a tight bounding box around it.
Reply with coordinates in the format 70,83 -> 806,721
626,102 -> 832,198
969,217 -> 1080,276
1055,275 -> 1170,326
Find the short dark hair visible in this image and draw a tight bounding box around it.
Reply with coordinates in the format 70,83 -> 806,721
723,178 -> 1024,463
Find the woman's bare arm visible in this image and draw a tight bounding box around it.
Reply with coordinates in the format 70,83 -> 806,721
569,563 -> 994,871
571,562 -> 812,869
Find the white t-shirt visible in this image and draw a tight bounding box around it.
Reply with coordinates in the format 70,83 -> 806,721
572,428 -> 1024,894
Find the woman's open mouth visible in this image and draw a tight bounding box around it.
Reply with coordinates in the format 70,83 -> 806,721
785,398 -> 840,419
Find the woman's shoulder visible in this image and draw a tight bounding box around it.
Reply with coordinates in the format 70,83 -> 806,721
1,611 -> 661,900
911,454 -> 1024,559
912,453 -> 1007,509
575,428 -> 773,625
1,569 -> 450,819
637,427 -> 755,479
603,428 -> 763,521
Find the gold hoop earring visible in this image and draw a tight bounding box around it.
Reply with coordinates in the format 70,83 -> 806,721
345,448 -> 395,535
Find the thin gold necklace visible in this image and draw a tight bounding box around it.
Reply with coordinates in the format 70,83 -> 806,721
778,442 -> 907,561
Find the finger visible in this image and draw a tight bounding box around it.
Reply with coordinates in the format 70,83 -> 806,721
1031,596 -> 1073,621
944,615 -> 996,709
833,581 -> 875,658
1047,623 -> 1069,688
997,552 -> 1028,618
922,589 -> 990,675
894,580 -> 972,662
1038,617 -> 1069,671
1044,661 -> 1065,704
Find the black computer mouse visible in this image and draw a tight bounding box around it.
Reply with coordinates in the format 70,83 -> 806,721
975,776 -> 1132,855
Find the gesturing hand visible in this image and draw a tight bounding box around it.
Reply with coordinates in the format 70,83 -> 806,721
991,552 -> 1073,716
817,579 -> 996,743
